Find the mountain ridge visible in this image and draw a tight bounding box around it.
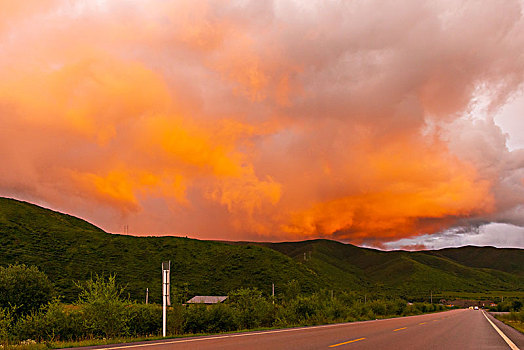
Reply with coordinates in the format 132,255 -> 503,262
1,197 -> 522,303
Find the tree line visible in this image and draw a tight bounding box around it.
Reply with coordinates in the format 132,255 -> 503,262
0,264 -> 449,347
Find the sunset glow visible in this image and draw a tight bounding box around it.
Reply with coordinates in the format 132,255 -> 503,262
1,0 -> 523,248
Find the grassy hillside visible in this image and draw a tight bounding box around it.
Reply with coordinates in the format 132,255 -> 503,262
427,246 -> 524,276
1,197 -> 523,303
261,239 -> 524,298
0,198 -> 322,302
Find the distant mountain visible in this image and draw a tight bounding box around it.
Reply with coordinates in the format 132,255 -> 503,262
1,197 -> 522,303
427,246 -> 524,276
260,239 -> 523,297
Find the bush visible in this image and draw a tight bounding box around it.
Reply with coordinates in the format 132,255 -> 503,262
229,288 -> 273,329
183,303 -> 239,334
76,275 -> 128,338
0,306 -> 15,347
15,299 -> 84,342
167,304 -> 185,335
183,304 -> 208,334
369,300 -> 387,316
206,304 -> 238,333
127,303 -> 161,337
0,265 -> 54,317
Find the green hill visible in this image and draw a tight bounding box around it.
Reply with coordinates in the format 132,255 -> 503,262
427,246 -> 524,276
1,197 -> 522,303
0,197 -> 322,302
261,239 -> 523,297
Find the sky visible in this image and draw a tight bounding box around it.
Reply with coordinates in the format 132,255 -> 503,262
0,0 -> 523,249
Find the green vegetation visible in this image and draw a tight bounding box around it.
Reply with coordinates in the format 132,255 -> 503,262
1,197 -> 523,347
0,198 -> 322,303
435,291 -> 524,301
262,239 -> 524,300
0,265 -> 54,317
1,197 -> 522,304
495,310 -> 524,333
0,274 -> 446,348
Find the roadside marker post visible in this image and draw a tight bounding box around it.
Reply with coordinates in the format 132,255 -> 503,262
162,261 -> 171,337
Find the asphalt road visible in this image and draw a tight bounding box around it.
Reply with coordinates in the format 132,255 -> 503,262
76,309 -> 523,350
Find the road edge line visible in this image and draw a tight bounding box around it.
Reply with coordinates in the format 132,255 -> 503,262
482,310 -> 519,350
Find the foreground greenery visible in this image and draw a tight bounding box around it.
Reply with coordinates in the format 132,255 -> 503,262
1,197 -> 523,304
495,310 -> 524,333
0,272 -> 448,348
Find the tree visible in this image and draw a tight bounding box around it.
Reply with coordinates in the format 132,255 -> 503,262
228,288 -> 273,328
76,274 -> 128,338
283,280 -> 300,301
0,264 -> 54,317
0,306 -> 15,347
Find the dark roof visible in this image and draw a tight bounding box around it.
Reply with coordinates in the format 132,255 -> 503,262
186,296 -> 228,304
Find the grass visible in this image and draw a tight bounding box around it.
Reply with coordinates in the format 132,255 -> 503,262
499,320 -> 524,333
494,311 -> 524,334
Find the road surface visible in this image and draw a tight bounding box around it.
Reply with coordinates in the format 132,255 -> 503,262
75,309 -> 523,350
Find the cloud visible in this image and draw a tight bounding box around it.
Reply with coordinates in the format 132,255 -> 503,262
1,0 -> 524,246
383,223 -> 524,250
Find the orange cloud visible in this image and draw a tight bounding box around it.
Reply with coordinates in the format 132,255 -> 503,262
1,0 -> 523,246
282,137 -> 494,243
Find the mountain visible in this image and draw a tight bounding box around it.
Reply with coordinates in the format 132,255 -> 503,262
0,197 -> 322,302
1,197 -> 523,303
260,239 -> 523,297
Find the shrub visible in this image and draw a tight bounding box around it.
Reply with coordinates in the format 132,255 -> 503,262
167,304 -> 185,335
15,299 -> 84,342
369,300 -> 387,316
0,306 -> 15,347
76,275 -> 129,338
282,280 -> 300,301
0,265 -> 54,317
291,295 -> 317,323
184,304 -> 208,334
206,304 -> 238,333
127,303 -> 161,337
229,288 -> 273,329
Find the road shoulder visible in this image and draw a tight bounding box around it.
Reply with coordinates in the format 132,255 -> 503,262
485,311 -> 524,349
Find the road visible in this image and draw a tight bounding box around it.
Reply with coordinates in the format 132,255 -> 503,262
76,309 -> 523,350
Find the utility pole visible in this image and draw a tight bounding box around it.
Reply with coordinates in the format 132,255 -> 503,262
304,252 -> 307,261
272,283 -> 275,304
162,261 -> 171,338
146,288 -> 149,304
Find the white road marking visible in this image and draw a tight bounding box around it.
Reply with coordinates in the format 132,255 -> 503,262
88,310 -> 456,350
482,310 -> 520,350
92,322 -> 364,350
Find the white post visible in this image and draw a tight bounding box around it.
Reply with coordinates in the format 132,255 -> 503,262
163,269 -> 167,337
162,261 -> 170,338
272,283 -> 275,304
146,287 -> 149,304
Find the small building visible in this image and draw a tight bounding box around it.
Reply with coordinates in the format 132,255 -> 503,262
479,300 -> 494,308
443,299 -> 495,309
186,296 -> 228,304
